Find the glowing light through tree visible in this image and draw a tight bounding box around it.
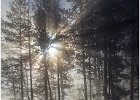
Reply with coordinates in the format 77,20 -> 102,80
48,45 -> 58,57
47,42 -> 62,58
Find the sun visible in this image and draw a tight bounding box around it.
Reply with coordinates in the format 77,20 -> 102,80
47,42 -> 62,58
48,46 -> 58,57
48,43 -> 61,57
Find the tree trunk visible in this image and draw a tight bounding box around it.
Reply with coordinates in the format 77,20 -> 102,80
46,69 -> 53,100
13,80 -> 16,100
130,43 -> 135,100
130,22 -> 137,100
83,49 -> 87,100
57,56 -> 61,100
60,71 -> 64,100
27,5 -> 33,100
88,55 -> 92,100
44,54 -> 48,100
103,52 -> 108,100
19,2 -> 24,99
97,58 -> 101,100
20,20 -> 24,100
11,61 -> 16,100
23,62 -> 30,100
108,58 -> 113,100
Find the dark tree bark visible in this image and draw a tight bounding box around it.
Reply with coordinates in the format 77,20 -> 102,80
57,56 -> 61,100
97,58 -> 101,100
60,71 -> 64,100
108,57 -> 113,100
19,16 -> 24,100
130,29 -> 135,100
103,52 -> 108,100
83,48 -> 88,100
44,54 -> 48,100
88,55 -> 92,100
130,45 -> 134,100
13,80 -> 16,100
47,69 -> 53,100
27,4 -> 33,100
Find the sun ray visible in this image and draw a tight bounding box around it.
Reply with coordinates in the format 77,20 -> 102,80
32,53 -> 43,68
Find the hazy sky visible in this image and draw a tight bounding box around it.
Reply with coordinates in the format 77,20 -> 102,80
60,0 -> 72,9
1,0 -> 11,17
1,0 -> 71,17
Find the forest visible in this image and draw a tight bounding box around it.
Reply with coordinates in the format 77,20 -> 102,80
1,0 -> 139,100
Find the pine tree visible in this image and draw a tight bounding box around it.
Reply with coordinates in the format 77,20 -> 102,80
2,0 -> 32,99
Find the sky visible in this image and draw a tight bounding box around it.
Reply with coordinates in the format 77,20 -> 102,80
1,0 -> 11,18
59,0 -> 72,9
1,0 -> 71,18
